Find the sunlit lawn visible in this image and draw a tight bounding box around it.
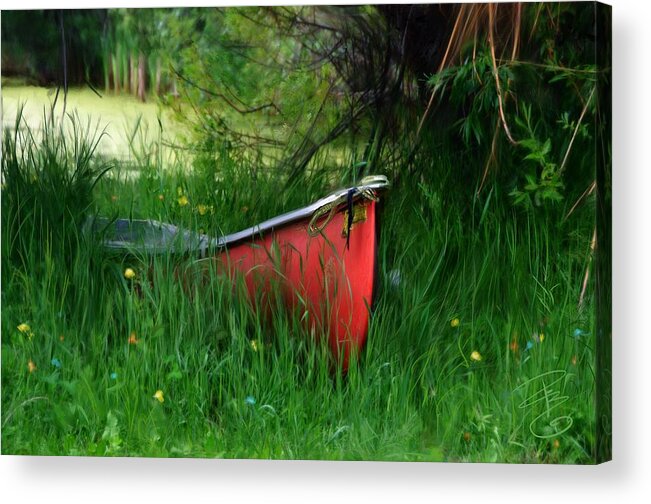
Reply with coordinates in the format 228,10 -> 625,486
1,83 -> 187,163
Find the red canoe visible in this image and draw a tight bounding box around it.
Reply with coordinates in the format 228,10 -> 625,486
90,175 -> 390,368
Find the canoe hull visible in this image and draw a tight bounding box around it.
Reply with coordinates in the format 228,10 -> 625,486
213,199 -> 378,368
87,175 -> 390,369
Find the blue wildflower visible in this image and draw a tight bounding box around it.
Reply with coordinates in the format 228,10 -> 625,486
51,357 -> 62,369
573,328 -> 589,338
110,372 -> 118,380
245,396 -> 256,406
524,341 -> 534,351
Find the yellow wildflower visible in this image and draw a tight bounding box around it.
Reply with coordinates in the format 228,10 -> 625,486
450,318 -> 460,328
470,350 -> 482,362
17,323 -> 33,339
250,339 -> 259,352
197,204 -> 208,216
124,268 -> 136,280
539,332 -> 545,343
28,360 -> 37,373
178,195 -> 189,207
158,194 -> 165,201
153,390 -> 164,403
128,331 -> 138,345
17,323 -> 31,334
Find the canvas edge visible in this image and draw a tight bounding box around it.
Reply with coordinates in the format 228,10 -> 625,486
595,0 -> 612,464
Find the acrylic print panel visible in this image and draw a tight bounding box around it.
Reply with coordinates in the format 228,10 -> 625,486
0,2 -> 611,464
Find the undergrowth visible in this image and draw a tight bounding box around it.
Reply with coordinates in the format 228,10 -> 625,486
1,112 -> 597,463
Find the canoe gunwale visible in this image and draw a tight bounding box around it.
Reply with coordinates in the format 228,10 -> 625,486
210,175 -> 389,249
88,175 -> 390,256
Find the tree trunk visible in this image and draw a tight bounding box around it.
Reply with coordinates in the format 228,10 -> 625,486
171,77 -> 179,98
130,54 -> 137,96
111,53 -> 120,93
121,49 -> 128,93
137,52 -> 146,102
155,58 -> 161,96
103,53 -> 110,93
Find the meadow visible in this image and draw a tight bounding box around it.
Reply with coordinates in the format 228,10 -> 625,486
1,83 -> 186,164
1,87 -> 598,463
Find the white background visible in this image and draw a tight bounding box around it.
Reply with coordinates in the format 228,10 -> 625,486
1,0 -> 648,502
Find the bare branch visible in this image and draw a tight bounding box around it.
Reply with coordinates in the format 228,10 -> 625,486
172,67 -> 280,115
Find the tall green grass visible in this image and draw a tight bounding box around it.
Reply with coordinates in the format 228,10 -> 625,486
1,114 -> 597,462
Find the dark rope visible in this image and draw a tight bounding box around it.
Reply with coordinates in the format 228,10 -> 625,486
345,188 -> 356,250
